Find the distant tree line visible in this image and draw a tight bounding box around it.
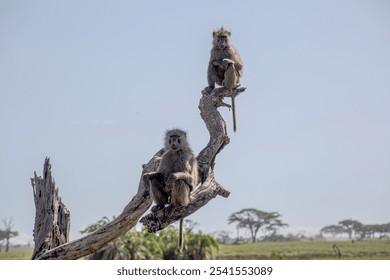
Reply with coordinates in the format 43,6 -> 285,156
321,219 -> 390,240
220,211 -> 390,244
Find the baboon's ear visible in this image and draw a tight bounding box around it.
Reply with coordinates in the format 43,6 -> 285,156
212,31 -> 216,38
226,30 -> 231,36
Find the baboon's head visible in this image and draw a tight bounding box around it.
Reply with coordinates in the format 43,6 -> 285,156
165,129 -> 189,152
213,27 -> 232,50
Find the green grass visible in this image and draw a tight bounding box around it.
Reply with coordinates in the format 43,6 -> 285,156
0,247 -> 33,260
217,239 -> 390,260
2,240 -> 390,260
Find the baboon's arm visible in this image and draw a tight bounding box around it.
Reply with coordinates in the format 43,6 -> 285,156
143,172 -> 163,181
169,172 -> 195,190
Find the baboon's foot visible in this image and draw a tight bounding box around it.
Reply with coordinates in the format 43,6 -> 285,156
203,86 -> 215,94
151,204 -> 164,212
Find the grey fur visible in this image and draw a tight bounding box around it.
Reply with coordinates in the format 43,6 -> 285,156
143,129 -> 199,252
205,27 -> 243,132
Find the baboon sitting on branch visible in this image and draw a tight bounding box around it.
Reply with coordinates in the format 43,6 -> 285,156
205,27 -> 243,132
143,129 -> 199,251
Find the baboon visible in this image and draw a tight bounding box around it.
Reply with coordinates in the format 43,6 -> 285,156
332,243 -> 342,258
205,27 -> 243,132
143,129 -> 199,252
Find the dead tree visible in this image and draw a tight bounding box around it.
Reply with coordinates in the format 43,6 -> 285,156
30,86 -> 246,260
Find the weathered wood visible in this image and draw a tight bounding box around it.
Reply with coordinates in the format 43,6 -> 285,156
30,157 -> 70,259
30,86 -> 245,260
198,86 -> 245,179
31,151 -> 161,260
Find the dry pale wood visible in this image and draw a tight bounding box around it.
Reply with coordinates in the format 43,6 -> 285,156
31,151 -> 161,260
30,157 -> 70,259
198,86 -> 246,178
31,86 -> 245,260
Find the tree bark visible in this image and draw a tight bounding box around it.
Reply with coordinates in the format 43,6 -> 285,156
30,152 -> 158,260
30,158 -> 70,259
30,86 -> 245,260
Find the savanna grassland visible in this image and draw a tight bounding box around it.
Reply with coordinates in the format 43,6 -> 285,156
0,247 -> 33,260
217,239 -> 390,260
1,240 -> 390,260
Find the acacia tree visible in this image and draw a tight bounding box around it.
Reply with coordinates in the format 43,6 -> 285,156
30,86 -> 245,259
345,223 -> 390,240
1,218 -> 18,252
320,225 -> 346,238
228,208 -> 287,243
321,221 -> 390,240
338,219 -> 363,240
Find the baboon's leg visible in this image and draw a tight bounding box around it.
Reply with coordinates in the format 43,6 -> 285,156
206,64 -> 224,92
171,181 -> 191,208
223,63 -> 238,88
150,178 -> 169,212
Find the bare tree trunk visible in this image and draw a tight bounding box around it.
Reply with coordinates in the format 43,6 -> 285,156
5,238 -> 9,253
2,218 -> 19,253
30,86 -> 245,260
30,152 -> 158,260
30,158 -> 70,259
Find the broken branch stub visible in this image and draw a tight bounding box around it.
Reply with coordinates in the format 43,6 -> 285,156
31,152 -> 159,260
30,157 -> 70,260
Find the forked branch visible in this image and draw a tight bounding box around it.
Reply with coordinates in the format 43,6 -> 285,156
31,86 -> 244,259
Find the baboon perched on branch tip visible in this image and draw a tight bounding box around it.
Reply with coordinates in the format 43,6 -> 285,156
205,27 -> 243,132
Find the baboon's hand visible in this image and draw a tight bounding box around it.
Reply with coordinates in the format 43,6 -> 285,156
143,172 -> 159,181
203,86 -> 215,94
212,59 -> 228,70
165,174 -> 176,192
221,59 -> 230,70
166,173 -> 177,186
223,58 -> 235,65
211,60 -> 224,68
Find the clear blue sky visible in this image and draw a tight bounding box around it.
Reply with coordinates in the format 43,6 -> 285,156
1,0 -> 389,244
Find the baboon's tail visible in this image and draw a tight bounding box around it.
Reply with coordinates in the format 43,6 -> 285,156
179,218 -> 184,252
232,96 -> 237,132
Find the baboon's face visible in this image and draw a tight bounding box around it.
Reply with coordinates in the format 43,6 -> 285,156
169,135 -> 182,151
217,35 -> 228,50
